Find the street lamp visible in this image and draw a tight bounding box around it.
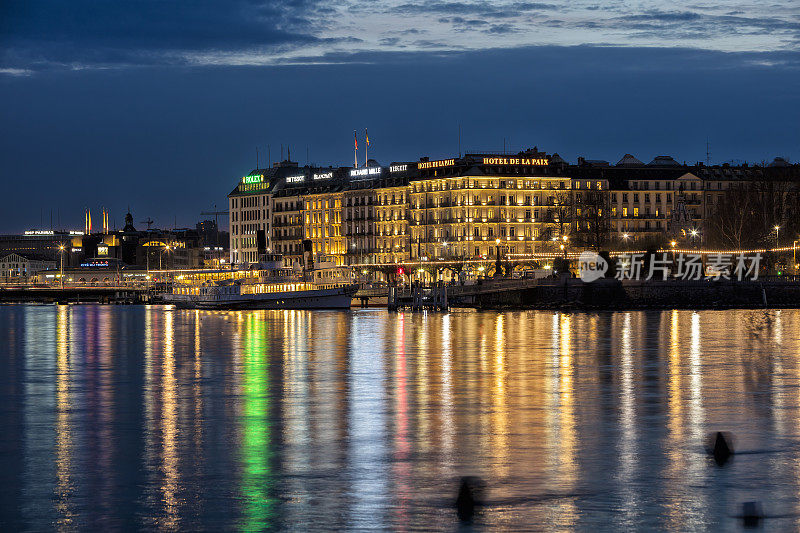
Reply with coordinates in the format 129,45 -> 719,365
59,244 -> 65,288
690,229 -> 699,249
774,225 -> 781,248
161,244 -> 171,270
622,233 -> 630,251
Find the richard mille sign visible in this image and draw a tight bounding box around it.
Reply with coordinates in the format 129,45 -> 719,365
350,167 -> 382,178
483,157 -> 549,165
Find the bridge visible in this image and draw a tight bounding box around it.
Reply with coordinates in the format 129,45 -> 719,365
0,283 -> 158,304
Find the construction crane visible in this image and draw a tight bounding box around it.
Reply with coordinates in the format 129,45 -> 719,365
140,217 -> 154,230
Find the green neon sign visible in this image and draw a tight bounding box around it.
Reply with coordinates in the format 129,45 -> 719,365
242,174 -> 264,184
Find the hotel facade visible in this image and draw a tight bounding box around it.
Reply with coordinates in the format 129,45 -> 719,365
227,149 -> 798,268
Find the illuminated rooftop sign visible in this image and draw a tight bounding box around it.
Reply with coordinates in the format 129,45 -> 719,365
24,230 -> 54,236
390,164 -> 408,173
418,159 -> 455,170
483,157 -> 549,165
350,167 -> 382,178
242,174 -> 264,184
313,172 -> 333,180
239,181 -> 269,192
286,175 -> 305,183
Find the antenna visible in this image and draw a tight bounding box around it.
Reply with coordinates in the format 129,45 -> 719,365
307,145 -> 309,165
256,147 -> 259,169
706,139 -> 711,165
503,137 -> 506,154
281,144 -> 283,161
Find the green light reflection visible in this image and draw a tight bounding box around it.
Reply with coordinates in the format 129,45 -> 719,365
239,313 -> 276,532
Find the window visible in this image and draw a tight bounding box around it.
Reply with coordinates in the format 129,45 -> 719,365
633,207 -> 639,217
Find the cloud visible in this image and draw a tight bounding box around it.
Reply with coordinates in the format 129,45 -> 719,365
1,0 -> 798,72
487,24 -> 517,34
0,68 -> 32,76
0,0 -> 329,70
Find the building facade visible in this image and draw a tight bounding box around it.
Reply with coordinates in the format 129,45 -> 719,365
225,151 -> 799,267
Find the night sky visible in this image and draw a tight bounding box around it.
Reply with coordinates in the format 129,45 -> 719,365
1,1 -> 798,233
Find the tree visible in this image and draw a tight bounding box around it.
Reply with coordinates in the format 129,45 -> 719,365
572,188 -> 612,250
705,179 -> 800,249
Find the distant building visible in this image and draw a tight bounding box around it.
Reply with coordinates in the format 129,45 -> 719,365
0,252 -> 56,278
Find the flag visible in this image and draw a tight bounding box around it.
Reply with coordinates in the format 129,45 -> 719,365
366,128 -> 369,146
354,130 -> 358,150
88,209 -> 92,234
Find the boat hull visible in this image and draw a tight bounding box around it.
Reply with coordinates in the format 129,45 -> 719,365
162,285 -> 357,310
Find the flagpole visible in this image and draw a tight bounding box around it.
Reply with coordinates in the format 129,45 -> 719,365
365,128 -> 368,167
354,130 -> 357,168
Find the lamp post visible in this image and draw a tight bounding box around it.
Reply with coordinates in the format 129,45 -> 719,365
774,225 -> 781,248
690,229 -> 699,250
562,234 -> 568,259
622,232 -> 630,251
59,244 -> 65,289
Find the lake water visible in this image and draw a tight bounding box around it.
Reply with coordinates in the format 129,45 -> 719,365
1,305 -> 800,531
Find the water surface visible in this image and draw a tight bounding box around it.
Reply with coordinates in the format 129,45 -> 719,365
1,305 -> 799,530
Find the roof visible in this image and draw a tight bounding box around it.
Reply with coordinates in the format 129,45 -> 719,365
648,155 -> 681,167
0,252 -> 56,262
616,154 -> 644,167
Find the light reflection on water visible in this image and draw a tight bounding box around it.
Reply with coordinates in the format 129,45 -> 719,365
2,305 -> 800,530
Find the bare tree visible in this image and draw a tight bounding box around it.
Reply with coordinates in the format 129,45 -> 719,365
706,178 -> 800,249
572,188 -> 612,250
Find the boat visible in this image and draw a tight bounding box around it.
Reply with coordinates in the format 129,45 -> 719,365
162,254 -> 357,310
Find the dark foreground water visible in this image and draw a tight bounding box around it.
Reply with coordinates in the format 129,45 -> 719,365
2,305 -> 800,531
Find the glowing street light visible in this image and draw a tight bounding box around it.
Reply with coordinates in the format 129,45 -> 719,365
59,244 -> 65,288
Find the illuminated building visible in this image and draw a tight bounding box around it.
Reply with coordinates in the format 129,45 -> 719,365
303,186 -> 345,265
0,252 -> 56,278
375,171 -> 412,264
272,190 -> 305,268
571,155 -> 787,247
342,170 -> 380,266
228,166 -> 276,265
225,151 -> 799,267
407,150 -> 570,259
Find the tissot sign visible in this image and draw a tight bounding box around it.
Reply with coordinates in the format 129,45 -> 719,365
483,157 -> 549,165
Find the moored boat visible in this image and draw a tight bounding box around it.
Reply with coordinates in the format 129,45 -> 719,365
162,254 -> 357,310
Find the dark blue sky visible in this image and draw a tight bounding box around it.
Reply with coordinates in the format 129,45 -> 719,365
1,1 -> 798,233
